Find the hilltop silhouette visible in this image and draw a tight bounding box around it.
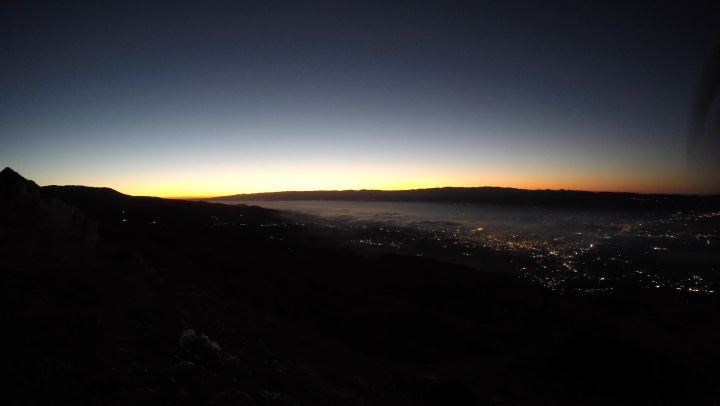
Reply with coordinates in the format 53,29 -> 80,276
3,167 -> 720,405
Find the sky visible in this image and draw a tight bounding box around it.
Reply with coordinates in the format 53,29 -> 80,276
2,0 -> 720,197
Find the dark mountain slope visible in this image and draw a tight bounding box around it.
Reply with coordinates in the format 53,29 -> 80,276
0,168 -> 98,256
1,169 -> 182,404
43,184 -> 276,228
2,169 -> 720,405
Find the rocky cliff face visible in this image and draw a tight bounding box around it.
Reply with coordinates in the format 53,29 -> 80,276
0,167 -> 99,257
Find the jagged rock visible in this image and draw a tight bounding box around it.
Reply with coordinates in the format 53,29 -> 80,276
199,333 -> 222,354
178,329 -> 224,359
0,167 -> 99,257
178,328 -> 198,349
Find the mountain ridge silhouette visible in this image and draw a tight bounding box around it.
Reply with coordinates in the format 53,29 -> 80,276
209,185 -> 720,211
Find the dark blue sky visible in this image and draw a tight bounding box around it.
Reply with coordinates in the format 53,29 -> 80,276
2,0 -> 719,196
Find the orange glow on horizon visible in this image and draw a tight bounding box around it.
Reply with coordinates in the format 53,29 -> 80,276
32,160 -> 718,198
99,171 -> 710,198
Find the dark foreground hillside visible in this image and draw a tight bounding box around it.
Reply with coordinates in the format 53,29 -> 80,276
2,167 -> 720,405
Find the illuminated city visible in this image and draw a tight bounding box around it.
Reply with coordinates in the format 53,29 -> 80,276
235,203 -> 720,296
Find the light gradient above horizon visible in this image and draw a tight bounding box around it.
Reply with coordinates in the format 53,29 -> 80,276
2,1 -> 720,197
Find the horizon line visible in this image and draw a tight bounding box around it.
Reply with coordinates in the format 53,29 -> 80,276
162,185 -> 719,200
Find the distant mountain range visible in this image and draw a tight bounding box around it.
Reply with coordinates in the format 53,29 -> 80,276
209,187 -> 720,211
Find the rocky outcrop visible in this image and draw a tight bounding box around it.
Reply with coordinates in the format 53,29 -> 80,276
0,167 -> 99,257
